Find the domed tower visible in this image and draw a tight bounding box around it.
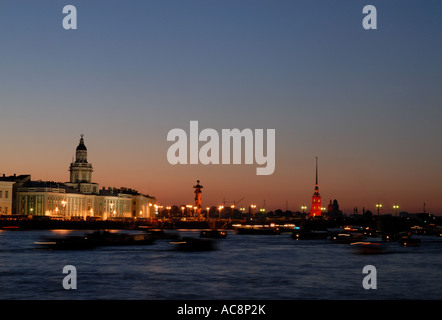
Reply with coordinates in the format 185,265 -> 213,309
75,134 -> 88,163
69,134 -> 93,184
309,157 -> 322,218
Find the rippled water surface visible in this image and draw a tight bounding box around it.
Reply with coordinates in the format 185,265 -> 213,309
0,229 -> 441,300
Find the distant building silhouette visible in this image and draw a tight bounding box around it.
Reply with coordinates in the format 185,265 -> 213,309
327,199 -> 343,218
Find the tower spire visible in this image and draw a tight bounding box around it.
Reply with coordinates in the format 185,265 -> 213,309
315,156 -> 318,186
309,157 -> 321,218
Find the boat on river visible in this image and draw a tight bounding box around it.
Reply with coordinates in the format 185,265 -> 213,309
35,230 -> 155,250
291,230 -> 329,240
200,229 -> 227,239
85,230 -> 155,246
330,232 -> 366,244
169,236 -> 217,251
144,229 -> 180,240
399,234 -> 421,247
34,235 -> 96,250
235,225 -> 281,235
350,241 -> 387,255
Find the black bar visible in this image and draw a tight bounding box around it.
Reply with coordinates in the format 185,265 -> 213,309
1,300 -> 439,319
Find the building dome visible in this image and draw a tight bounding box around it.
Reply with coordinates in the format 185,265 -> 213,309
76,134 -> 87,151
76,143 -> 87,151
70,134 -> 92,183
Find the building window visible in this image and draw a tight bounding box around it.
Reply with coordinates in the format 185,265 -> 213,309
5,191 -> 8,198
0,191 -> 2,198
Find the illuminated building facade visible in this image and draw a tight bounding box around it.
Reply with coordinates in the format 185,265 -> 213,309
0,180 -> 14,215
0,174 -> 31,215
309,157 -> 322,218
15,135 -> 155,219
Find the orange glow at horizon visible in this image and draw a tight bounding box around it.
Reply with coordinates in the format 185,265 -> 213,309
2,134 -> 442,216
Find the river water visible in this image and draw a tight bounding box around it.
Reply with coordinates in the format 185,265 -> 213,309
0,229 -> 441,300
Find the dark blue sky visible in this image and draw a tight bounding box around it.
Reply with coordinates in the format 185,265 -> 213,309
1,1 -> 441,214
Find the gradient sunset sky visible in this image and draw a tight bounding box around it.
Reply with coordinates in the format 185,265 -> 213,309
1,0 -> 441,214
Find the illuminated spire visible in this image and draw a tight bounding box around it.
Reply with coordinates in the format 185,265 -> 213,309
310,157 -> 321,218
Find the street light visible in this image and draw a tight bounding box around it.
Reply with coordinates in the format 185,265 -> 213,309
239,207 -> 246,219
218,205 -> 224,220
393,204 -> 399,217
61,200 -> 67,218
205,207 -> 210,219
301,205 -> 307,214
110,202 -> 114,219
186,205 -> 192,218
376,203 -> 383,216
248,204 -> 257,220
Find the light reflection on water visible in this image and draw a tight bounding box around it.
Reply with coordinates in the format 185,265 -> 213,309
0,229 -> 441,300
